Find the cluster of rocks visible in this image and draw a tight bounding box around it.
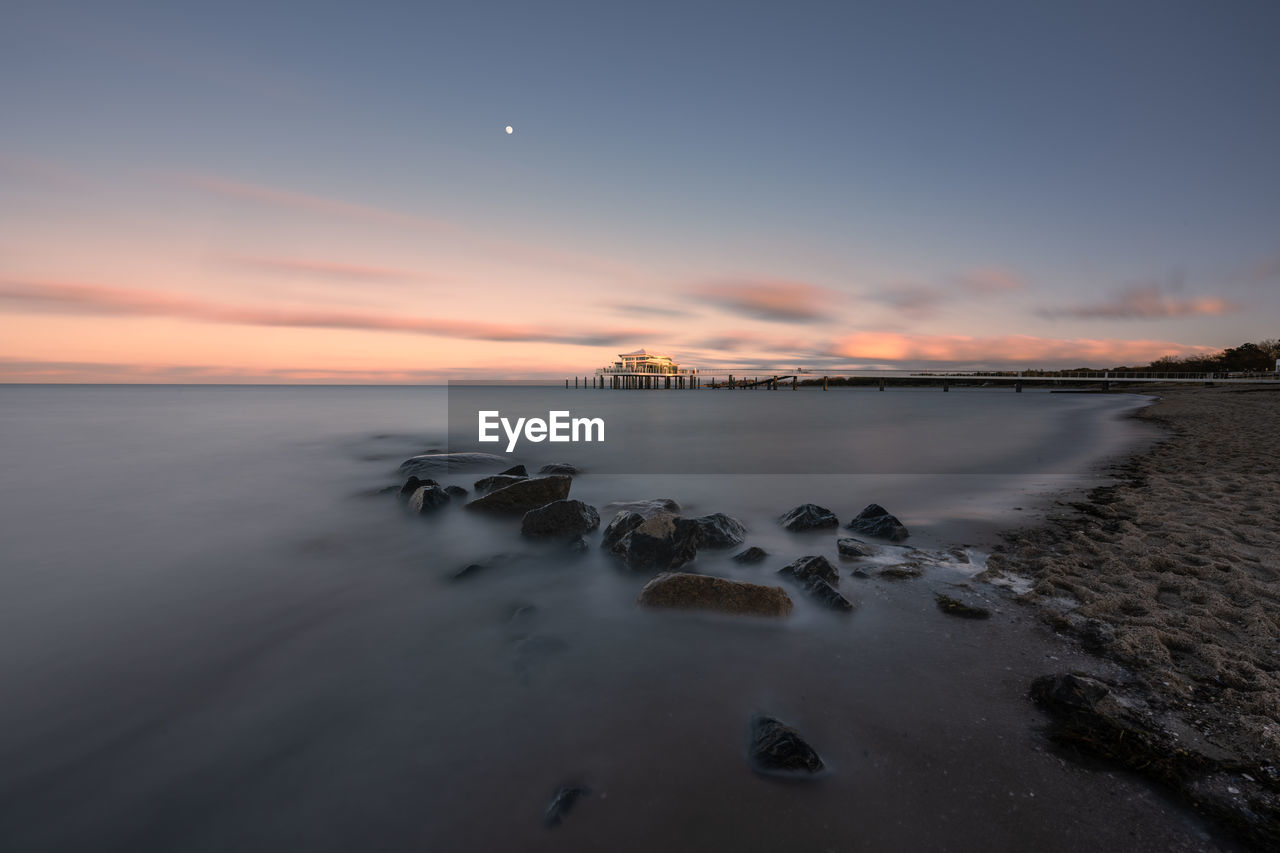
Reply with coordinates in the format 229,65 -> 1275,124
778,501 -> 910,543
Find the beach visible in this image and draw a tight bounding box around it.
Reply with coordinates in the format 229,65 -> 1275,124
984,385 -> 1280,846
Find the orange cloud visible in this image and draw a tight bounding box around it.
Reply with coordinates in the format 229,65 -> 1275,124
230,256 -> 428,284
829,331 -> 1217,366
1040,285 -> 1237,319
0,279 -> 651,346
694,278 -> 840,322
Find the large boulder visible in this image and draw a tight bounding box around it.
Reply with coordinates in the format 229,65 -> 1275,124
474,473 -> 527,494
601,511 -> 646,553
778,555 -> 839,586
399,452 -> 512,476
408,484 -> 451,513
617,512 -> 703,571
846,504 -> 909,542
637,572 -> 793,617
688,513 -> 747,548
465,475 -> 571,513
521,499 -> 601,538
749,715 -> 824,776
779,504 -> 839,532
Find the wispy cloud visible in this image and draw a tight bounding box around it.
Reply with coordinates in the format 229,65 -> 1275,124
0,279 -> 651,346
829,331 -> 1216,367
867,284 -> 945,318
866,267 -> 1027,318
693,278 -> 839,322
951,267 -> 1026,295
1039,284 -> 1236,320
230,256 -> 429,284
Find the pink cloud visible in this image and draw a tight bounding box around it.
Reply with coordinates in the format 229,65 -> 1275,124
230,256 -> 428,284
829,331 -> 1217,367
1040,285 -> 1237,319
0,279 -> 651,346
694,278 -> 840,322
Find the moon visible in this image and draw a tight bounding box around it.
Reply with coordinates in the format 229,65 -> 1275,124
505,125 -> 513,135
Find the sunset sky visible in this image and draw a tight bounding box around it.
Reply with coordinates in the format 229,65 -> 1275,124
3,1 -> 1278,382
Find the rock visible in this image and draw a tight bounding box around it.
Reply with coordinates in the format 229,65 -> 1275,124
567,536 -> 588,554
749,715 -> 824,776
601,511 -> 646,553
543,784 -> 591,827
539,463 -> 580,476
877,563 -> 922,579
408,484 -> 451,513
399,475 -> 438,500
935,593 -> 991,619
499,464 -> 528,477
846,504 -> 909,542
399,452 -> 512,475
778,555 -> 839,586
688,513 -> 747,548
521,499 -> 601,538
451,562 -> 486,581
474,473 -> 528,494
732,546 -> 768,564
1079,618 -> 1117,653
603,498 -> 681,516
443,485 -> 468,499
801,577 -> 855,612
836,537 -> 876,559
465,476 -> 572,513
779,503 -> 839,532
617,512 -> 703,571
637,572 -> 793,617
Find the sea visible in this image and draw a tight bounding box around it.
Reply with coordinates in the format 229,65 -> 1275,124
0,385 -> 1233,851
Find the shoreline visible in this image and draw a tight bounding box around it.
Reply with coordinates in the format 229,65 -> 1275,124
980,385 -> 1280,847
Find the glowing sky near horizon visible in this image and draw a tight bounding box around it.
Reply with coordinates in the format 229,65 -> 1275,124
2,0 -> 1278,382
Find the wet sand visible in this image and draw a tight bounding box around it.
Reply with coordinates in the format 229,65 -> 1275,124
982,385 -> 1280,846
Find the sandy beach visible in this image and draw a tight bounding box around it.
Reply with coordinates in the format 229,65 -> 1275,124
983,385 -> 1280,846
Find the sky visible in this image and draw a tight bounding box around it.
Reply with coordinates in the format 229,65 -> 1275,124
2,0 -> 1278,382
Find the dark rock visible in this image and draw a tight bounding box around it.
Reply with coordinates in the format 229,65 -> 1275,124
474,473 -> 528,494
451,562 -> 486,581
836,537 -> 876,559
637,572 -> 793,617
443,485 -> 468,499
877,563 -> 922,579
617,512 -> 703,571
567,536 -> 588,554
779,503 -> 839,532
408,484 -> 451,513
539,463 -> 580,476
846,503 -> 909,542
778,555 -> 839,586
732,546 -> 768,564
749,715 -> 824,776
601,511 -> 646,553
521,499 -> 601,538
851,566 -> 871,579
543,784 -> 591,828
603,498 -> 681,516
1079,618 -> 1117,653
465,476 -> 572,513
935,593 -> 991,619
399,452 -> 512,476
799,577 -> 855,612
689,513 -> 747,548
399,475 -> 438,500
499,464 -> 528,477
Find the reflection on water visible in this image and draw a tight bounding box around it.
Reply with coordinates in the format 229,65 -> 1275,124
0,386 -> 1223,852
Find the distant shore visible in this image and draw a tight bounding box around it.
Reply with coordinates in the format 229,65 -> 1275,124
983,385 -> 1280,847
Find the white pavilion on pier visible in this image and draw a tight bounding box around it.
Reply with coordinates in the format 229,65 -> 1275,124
595,349 -> 699,388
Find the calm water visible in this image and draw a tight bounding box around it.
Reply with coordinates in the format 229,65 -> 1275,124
0,385 -> 1229,851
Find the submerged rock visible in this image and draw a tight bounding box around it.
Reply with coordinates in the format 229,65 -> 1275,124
465,475 -> 572,513
689,513 -> 747,548
637,572 -> 793,617
799,577 -> 855,612
543,784 -> 591,828
603,498 -> 681,516
779,503 -> 839,532
443,485 -> 468,499
399,475 -> 438,500
617,512 -> 703,571
399,452 -> 511,475
601,511 -> 646,553
749,715 -> 824,776
778,555 -> 839,586
538,463 -> 580,476
732,546 -> 768,564
521,499 -> 601,538
474,473 -> 528,494
935,593 -> 991,619
836,537 -> 876,559
846,504 -> 909,542
408,484 -> 451,513
499,464 -> 528,477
